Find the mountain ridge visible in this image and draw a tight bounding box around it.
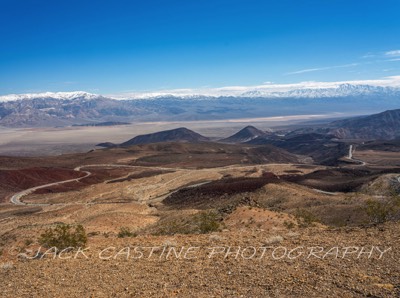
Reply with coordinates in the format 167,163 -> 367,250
329,109 -> 400,139
1,85 -> 400,127
2,83 -> 400,102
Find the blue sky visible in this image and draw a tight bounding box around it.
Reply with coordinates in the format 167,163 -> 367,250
1,0 -> 400,95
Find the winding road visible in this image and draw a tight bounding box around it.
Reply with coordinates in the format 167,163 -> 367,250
9,164 -> 213,206
310,145 -> 368,196
10,161 -> 362,206
10,169 -> 91,206
9,164 -> 147,206
348,145 -> 353,159
312,188 -> 338,196
345,145 -> 366,166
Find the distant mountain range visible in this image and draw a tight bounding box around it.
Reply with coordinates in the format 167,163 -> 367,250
0,91 -> 100,102
0,94 -> 141,127
2,83 -> 399,102
238,84 -> 400,99
0,84 -> 400,127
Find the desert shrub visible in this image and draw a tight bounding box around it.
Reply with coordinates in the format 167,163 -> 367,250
364,200 -> 392,224
294,209 -> 319,227
283,220 -> 295,229
0,262 -> 14,270
155,211 -> 221,235
155,220 -> 191,236
24,239 -> 33,246
117,227 -> 137,238
197,211 -> 220,234
38,224 -> 87,250
264,196 -> 287,209
364,196 -> 400,224
265,235 -> 284,245
87,231 -> 100,237
162,239 -> 177,247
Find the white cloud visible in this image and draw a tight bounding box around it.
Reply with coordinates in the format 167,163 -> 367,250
385,50 -> 400,57
285,63 -> 358,75
361,53 -> 376,59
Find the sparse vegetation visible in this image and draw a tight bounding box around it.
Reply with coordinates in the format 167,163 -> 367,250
0,262 -> 14,270
197,211 -> 220,233
24,239 -> 33,246
209,234 -> 224,242
364,196 -> 400,224
117,227 -> 137,238
154,211 -> 221,235
2,124 -> 400,297
264,196 -> 287,209
294,209 -> 320,227
87,231 -> 100,237
265,235 -> 284,245
38,224 -> 87,250
364,199 -> 392,224
162,239 -> 177,247
283,220 -> 295,229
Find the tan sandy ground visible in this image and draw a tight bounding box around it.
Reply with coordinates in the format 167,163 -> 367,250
1,163 -> 399,297
0,222 -> 399,297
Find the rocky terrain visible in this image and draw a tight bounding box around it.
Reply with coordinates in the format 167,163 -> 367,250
0,124 -> 399,297
1,223 -> 399,297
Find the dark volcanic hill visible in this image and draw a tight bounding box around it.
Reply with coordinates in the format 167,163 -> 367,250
130,142 -> 306,168
357,139 -> 400,152
219,126 -> 269,143
248,133 -> 347,165
120,127 -> 210,147
329,109 -> 400,140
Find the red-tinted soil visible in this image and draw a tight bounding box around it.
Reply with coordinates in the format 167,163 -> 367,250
0,167 -> 85,202
163,173 -> 280,209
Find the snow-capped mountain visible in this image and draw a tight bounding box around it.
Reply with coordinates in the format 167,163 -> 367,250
1,80 -> 400,127
108,76 -> 400,99
0,91 -> 101,102
240,84 -> 400,98
2,79 -> 400,102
